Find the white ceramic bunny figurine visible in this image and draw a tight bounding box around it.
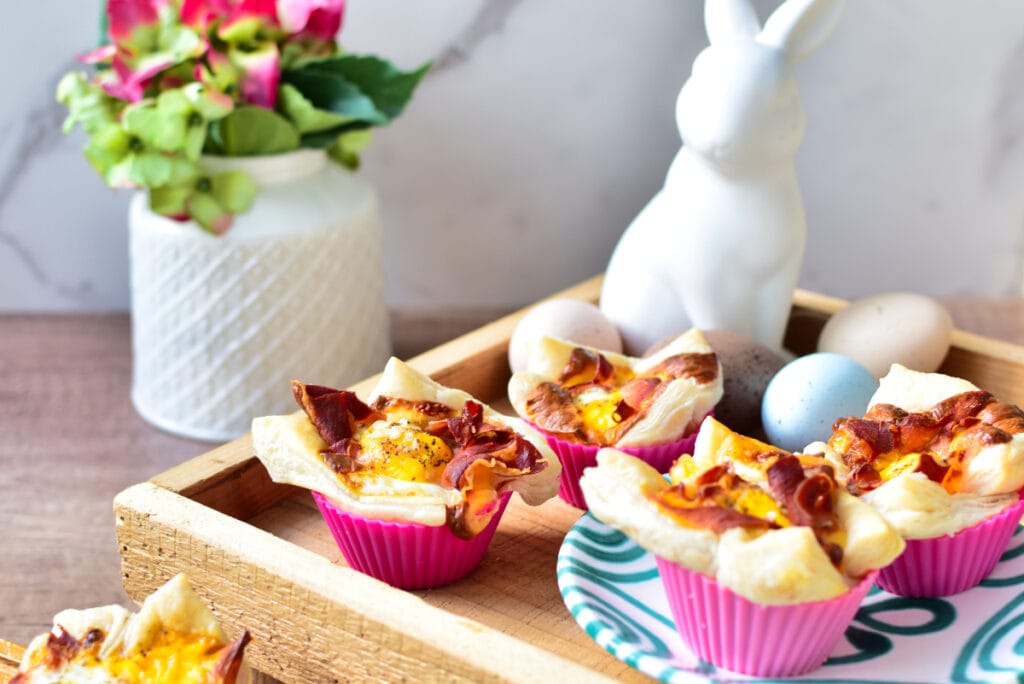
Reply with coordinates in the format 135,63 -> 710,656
600,0 -> 845,355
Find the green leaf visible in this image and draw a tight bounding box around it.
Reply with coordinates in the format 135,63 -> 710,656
83,124 -> 131,175
210,106 -> 300,155
56,73 -> 120,135
210,170 -> 257,214
160,25 -> 203,61
217,16 -> 264,44
184,126 -> 207,161
123,103 -> 188,152
326,128 -> 373,170
107,152 -> 192,188
182,82 -> 233,121
280,68 -> 386,126
278,83 -> 355,134
149,183 -> 194,216
107,152 -> 171,187
287,54 -> 429,121
187,192 -> 232,234
155,89 -> 192,116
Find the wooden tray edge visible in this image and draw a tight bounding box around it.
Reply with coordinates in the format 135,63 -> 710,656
1,637 -> 25,681
114,482 -> 618,683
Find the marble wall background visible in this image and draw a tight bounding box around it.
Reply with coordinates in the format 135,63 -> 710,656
2,0 -> 1023,313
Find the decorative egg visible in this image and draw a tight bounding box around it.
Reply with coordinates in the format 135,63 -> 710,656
762,353 -> 878,452
703,329 -> 788,434
508,299 -> 622,373
817,293 -> 953,378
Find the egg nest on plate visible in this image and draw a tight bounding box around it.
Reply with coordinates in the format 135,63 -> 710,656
580,417 -> 905,605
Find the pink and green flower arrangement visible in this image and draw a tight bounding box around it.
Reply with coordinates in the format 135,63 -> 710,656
58,0 -> 428,234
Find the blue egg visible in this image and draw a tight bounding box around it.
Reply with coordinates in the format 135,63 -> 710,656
761,352 -> 879,452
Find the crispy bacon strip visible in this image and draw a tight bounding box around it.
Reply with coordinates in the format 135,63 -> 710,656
213,630 -> 252,684
653,465 -> 776,534
767,456 -> 844,566
978,400 -> 1024,434
647,352 -> 720,385
292,381 -> 380,450
371,395 -> 453,418
657,497 -> 774,534
618,377 -> 661,417
831,391 -> 1023,494
558,348 -> 615,388
440,401 -> 548,538
525,382 -> 585,440
42,627 -> 81,672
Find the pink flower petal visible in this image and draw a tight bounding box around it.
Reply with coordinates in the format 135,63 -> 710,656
232,45 -> 281,109
180,0 -> 231,30
218,0 -> 279,37
132,54 -> 177,83
277,0 -> 344,39
79,44 -> 117,64
97,70 -> 145,103
107,0 -> 161,43
210,215 -> 233,235
300,6 -> 342,41
99,52 -> 175,103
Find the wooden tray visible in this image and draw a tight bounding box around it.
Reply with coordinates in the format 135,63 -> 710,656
1,638 -> 25,681
114,276 -> 1024,683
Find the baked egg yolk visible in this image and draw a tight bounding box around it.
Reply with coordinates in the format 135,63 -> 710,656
575,387 -> 626,439
358,421 -> 454,483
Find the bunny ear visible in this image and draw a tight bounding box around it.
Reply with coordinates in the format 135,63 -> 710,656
705,0 -> 761,45
759,0 -> 845,62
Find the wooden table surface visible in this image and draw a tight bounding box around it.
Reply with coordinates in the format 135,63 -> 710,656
1,300 -> 1022,652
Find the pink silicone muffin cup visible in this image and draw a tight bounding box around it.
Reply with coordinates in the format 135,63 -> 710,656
655,557 -> 877,678
543,412 -> 711,510
875,494 -> 1024,597
312,490 -> 511,590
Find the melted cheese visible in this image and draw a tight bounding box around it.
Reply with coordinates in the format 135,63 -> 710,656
877,452 -> 920,482
95,631 -> 224,682
733,488 -> 791,526
18,631 -> 230,684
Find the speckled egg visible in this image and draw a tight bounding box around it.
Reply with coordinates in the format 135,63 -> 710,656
703,329 -> 788,434
762,352 -> 878,452
818,292 -> 953,378
508,298 -> 622,373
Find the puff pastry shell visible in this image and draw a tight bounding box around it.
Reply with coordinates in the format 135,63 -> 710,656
253,357 -> 560,527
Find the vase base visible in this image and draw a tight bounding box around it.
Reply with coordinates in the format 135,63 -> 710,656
131,388 -> 244,443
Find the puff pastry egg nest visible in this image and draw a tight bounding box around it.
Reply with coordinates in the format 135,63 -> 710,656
810,364 -> 1024,539
252,358 -> 560,537
580,418 -> 905,605
14,574 -> 250,683
508,329 -> 723,447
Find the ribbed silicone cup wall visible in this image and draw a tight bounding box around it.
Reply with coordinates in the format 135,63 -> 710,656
312,491 -> 511,590
655,558 -> 877,678
875,495 -> 1024,597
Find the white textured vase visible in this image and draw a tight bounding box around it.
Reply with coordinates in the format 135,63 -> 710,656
129,149 -> 391,442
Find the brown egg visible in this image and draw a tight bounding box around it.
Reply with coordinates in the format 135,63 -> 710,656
702,329 -> 788,435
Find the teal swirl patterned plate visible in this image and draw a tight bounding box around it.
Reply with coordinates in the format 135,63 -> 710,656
558,513 -> 1024,683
